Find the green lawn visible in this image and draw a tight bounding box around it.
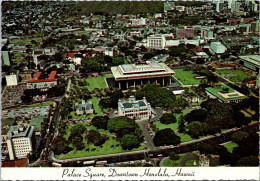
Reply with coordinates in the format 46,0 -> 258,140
216,69 -> 251,83
154,109 -> 194,143
163,155 -> 185,167
59,122 -> 144,159
174,69 -> 201,85
185,160 -> 199,167
16,37 -> 43,48
223,142 -> 238,152
12,53 -> 28,62
84,75 -> 111,91
27,102 -> 54,108
30,116 -> 44,132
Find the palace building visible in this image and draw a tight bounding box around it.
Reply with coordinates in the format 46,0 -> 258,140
118,96 -> 152,120
111,61 -> 175,90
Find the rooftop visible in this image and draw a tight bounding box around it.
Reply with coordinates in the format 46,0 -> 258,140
7,124 -> 34,138
119,61 -> 165,74
119,96 -> 150,110
111,62 -> 175,80
205,85 -> 247,102
239,55 -> 260,66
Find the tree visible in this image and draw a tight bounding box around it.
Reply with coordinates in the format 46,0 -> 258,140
235,156 -> 259,166
107,116 -> 141,140
178,115 -> 186,133
69,123 -> 86,141
169,152 -> 180,161
204,118 -> 222,134
51,136 -> 71,155
201,99 -> 233,120
231,131 -> 249,144
120,134 -> 140,150
219,152 -> 240,166
232,111 -> 251,127
188,121 -> 207,138
198,143 -> 216,155
112,56 -> 124,66
184,109 -> 208,124
109,89 -> 123,108
159,113 -> 177,125
91,116 -> 109,130
86,129 -> 106,146
99,98 -> 111,108
136,84 -> 176,108
153,128 -> 181,146
71,135 -> 85,150
175,98 -> 188,109
221,115 -> 236,129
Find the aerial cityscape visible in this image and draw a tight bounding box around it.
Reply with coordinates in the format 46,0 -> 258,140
1,0 -> 259,170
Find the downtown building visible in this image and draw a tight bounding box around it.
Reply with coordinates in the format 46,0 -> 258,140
118,96 -> 152,120
7,124 -> 35,160
111,61 -> 175,90
27,71 -> 57,90
147,34 -> 178,49
176,27 -> 194,39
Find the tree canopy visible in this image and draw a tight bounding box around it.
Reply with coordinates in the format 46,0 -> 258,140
85,129 -> 106,146
159,113 -> 177,125
184,109 -> 208,124
201,99 -> 233,120
120,134 -> 140,150
91,116 -> 109,130
153,128 -> 180,146
136,84 -> 176,108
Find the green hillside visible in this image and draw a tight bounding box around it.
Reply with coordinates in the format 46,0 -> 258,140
75,1 -> 164,15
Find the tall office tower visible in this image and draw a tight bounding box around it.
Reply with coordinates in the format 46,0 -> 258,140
216,0 -> 220,12
7,125 -> 35,160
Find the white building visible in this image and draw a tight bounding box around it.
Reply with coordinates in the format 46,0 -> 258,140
118,96 -> 152,120
131,18 -> 147,27
7,125 -> 35,160
104,48 -> 113,57
210,42 -> 227,54
147,34 -> 177,49
6,74 -> 18,86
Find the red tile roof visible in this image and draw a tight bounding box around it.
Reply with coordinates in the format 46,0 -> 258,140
27,71 -> 57,83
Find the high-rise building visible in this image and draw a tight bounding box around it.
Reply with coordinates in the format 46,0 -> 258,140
7,125 -> 35,160
216,1 -> 220,12
177,27 -> 194,39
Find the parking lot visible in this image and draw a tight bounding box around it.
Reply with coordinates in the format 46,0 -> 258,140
7,106 -> 50,119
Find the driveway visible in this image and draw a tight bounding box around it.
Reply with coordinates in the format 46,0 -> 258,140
136,119 -> 155,150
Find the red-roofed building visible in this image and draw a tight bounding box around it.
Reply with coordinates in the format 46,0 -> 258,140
2,158 -> 29,167
27,71 -> 58,90
63,53 -> 75,59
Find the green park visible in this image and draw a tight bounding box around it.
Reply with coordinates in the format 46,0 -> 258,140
174,69 -> 202,85
216,69 -> 252,83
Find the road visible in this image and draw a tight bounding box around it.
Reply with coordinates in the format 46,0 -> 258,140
136,120 -> 155,150
48,122 -> 258,167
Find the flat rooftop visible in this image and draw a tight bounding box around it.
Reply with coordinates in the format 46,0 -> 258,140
206,85 -> 247,102
111,62 -> 175,80
120,61 -> 165,74
239,55 -> 260,66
